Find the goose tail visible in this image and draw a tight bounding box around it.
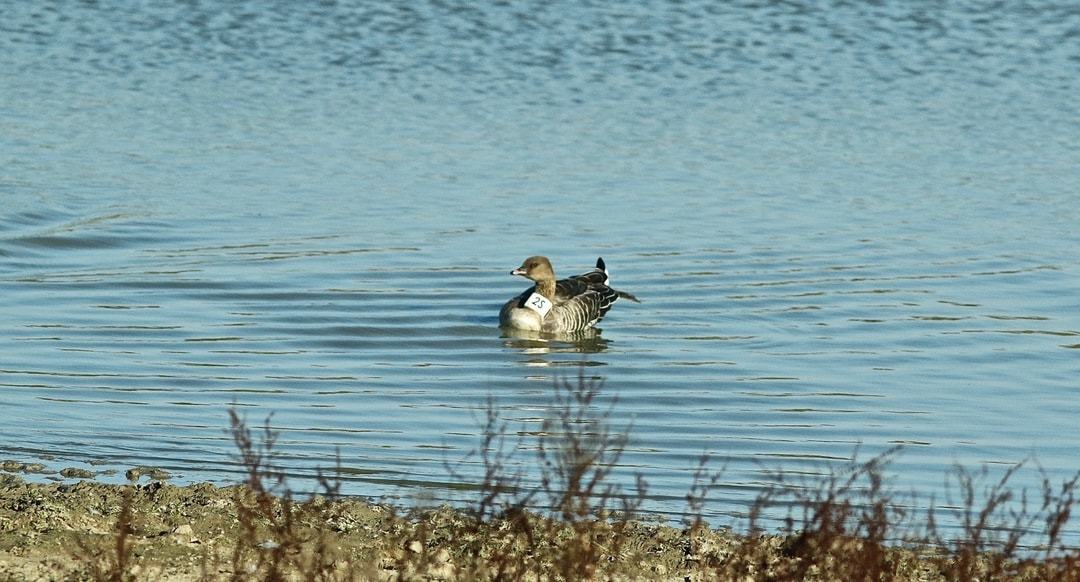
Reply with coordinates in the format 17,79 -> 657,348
597,257 -> 639,302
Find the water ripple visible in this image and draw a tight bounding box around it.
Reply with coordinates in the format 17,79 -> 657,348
2,0 -> 1079,533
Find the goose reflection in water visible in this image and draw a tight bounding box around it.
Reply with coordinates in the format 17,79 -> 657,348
500,326 -> 611,363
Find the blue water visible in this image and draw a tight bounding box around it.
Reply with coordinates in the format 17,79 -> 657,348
2,1 -> 1079,535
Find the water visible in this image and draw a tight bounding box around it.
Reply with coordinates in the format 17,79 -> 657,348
2,0 -> 1079,534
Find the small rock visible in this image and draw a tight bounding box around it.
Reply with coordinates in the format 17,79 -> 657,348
407,540 -> 423,554
126,466 -> 171,481
146,468 -> 171,480
172,524 -> 199,545
22,463 -> 50,474
59,467 -> 94,479
433,548 -> 451,564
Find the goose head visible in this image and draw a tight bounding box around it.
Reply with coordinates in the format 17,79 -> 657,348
511,256 -> 556,283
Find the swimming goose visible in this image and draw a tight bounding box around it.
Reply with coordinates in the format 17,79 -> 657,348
499,256 -> 639,332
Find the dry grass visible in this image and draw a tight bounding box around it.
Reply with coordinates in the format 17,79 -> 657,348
409,372 -> 651,580
69,373 -> 1080,581
71,486 -> 139,582
220,409 -> 367,581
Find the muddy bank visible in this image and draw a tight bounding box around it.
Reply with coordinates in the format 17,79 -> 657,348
2,471 -> 1055,581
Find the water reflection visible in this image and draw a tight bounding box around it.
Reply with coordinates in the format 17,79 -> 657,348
500,327 -> 610,359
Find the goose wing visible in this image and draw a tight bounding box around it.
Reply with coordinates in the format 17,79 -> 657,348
554,287 -> 619,330
550,259 -> 623,329
553,258 -> 609,299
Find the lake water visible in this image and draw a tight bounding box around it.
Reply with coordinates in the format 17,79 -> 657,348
2,1 -> 1079,535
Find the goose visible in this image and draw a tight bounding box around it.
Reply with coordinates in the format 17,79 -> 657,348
499,256 -> 639,332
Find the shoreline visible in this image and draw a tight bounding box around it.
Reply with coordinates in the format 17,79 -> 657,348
0,471 -> 1057,581
3,389 -> 1078,580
